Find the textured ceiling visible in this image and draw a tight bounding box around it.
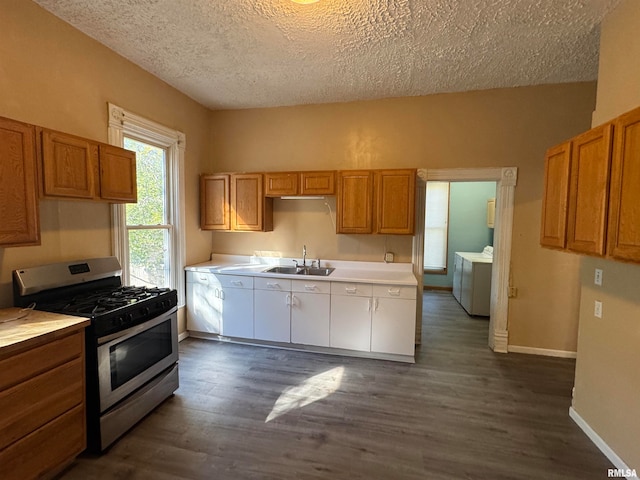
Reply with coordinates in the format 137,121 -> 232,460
33,0 -> 621,110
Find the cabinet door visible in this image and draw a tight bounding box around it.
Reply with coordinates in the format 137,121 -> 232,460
185,272 -> 222,334
220,287 -> 254,339
300,171 -> 335,195
336,170 -> 373,234
540,141 -> 572,249
330,295 -> 371,351
41,129 -> 98,199
200,174 -> 230,230
291,293 -> 330,347
0,117 -> 40,247
254,289 -> 291,342
566,124 -> 613,255
231,173 -> 273,232
264,172 -> 298,196
375,169 -> 416,235
608,106 -> 640,262
98,144 -> 137,202
371,297 -> 416,356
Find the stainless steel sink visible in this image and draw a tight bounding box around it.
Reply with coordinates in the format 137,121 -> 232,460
265,266 -> 300,274
264,266 -> 334,277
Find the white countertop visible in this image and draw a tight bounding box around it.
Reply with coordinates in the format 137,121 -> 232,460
186,254 -> 418,286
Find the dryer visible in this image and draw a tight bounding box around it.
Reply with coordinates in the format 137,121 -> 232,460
452,246 -> 493,316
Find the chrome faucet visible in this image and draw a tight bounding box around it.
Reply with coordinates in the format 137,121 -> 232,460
302,245 -> 307,266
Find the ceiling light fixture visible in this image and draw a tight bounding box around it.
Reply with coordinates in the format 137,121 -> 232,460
291,0 -> 319,4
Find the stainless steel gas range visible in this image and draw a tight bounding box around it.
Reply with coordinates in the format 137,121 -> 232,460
13,257 -> 179,453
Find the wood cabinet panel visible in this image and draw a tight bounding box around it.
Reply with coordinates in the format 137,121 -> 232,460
200,174 -> 230,230
540,141 -> 572,249
231,173 -> 273,232
264,172 -> 298,196
41,129 -> 98,199
608,106 -> 640,262
0,117 -> 40,247
99,144 -> 137,202
566,123 -> 613,255
375,169 -> 416,235
300,171 -> 335,195
337,170 -> 374,233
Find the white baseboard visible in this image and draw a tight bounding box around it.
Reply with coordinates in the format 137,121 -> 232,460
178,331 -> 190,342
569,407 -> 634,473
507,345 -> 577,358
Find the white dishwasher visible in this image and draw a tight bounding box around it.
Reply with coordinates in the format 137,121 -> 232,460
452,246 -> 493,316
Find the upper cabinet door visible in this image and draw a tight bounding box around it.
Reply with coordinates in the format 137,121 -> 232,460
201,174 -> 230,230
608,106 -> 640,262
540,141 -> 572,249
375,169 -> 416,235
264,172 -> 298,197
99,144 -> 137,203
566,123 -> 613,256
0,117 -> 40,247
41,129 -> 98,199
300,171 -> 335,195
337,171 -> 373,234
231,173 -> 273,232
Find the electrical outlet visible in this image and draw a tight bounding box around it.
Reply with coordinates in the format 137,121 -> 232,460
508,287 -> 518,298
384,252 -> 394,263
594,268 -> 603,286
594,300 -> 603,318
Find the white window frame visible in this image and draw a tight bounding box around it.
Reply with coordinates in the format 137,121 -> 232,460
423,181 -> 450,273
108,103 -> 186,306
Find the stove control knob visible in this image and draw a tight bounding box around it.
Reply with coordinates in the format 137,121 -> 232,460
125,313 -> 134,324
142,307 -> 151,316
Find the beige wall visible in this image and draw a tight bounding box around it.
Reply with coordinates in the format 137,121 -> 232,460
572,0 -> 640,469
210,83 -> 597,352
0,1 -> 213,332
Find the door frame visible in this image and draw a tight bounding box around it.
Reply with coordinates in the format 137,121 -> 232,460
413,167 -> 518,353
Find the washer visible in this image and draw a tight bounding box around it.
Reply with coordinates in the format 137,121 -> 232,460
452,246 -> 493,316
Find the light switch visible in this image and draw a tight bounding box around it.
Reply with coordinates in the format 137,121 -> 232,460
594,268 -> 603,286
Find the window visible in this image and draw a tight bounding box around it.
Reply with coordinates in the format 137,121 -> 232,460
108,103 -> 186,305
424,181 -> 450,273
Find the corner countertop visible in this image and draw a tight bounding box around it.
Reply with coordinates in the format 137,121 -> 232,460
185,254 -> 418,286
0,308 -> 90,356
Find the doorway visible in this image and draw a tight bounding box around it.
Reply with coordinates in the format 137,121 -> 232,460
412,167 -> 518,352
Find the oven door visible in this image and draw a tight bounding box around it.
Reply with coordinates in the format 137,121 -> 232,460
97,307 -> 178,412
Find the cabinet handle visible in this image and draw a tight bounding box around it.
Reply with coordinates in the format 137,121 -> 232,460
368,298 -> 372,312
231,280 -> 242,287
387,288 -> 401,296
374,298 -> 379,311
267,282 -> 280,289
345,287 -> 357,294
214,288 -> 219,299
286,294 -> 295,307
219,290 -> 225,300
304,285 -> 316,291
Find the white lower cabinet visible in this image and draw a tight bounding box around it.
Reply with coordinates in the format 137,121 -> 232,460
330,282 -> 373,352
291,279 -> 330,347
186,271 -> 254,338
370,285 -> 417,356
254,277 -> 291,342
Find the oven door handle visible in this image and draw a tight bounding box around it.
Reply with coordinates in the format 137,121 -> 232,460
97,305 -> 178,345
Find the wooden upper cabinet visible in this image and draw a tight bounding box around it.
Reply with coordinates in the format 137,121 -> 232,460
0,117 -> 40,247
41,129 -> 98,199
231,173 -> 273,232
375,169 -> 416,235
607,106 -> 640,262
566,123 -> 613,256
264,172 -> 298,196
300,171 -> 335,195
540,141 -> 572,249
200,174 -> 230,230
337,171 -> 374,234
99,144 -> 136,202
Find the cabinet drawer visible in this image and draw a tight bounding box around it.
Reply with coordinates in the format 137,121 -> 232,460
0,330 -> 83,391
185,271 -> 217,285
218,274 -> 253,289
373,284 -> 417,300
331,282 -> 373,297
254,277 -> 291,291
291,279 -> 331,294
0,403 -> 85,480
0,357 -> 84,450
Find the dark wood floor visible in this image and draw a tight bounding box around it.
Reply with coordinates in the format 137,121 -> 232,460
61,291 -> 612,479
